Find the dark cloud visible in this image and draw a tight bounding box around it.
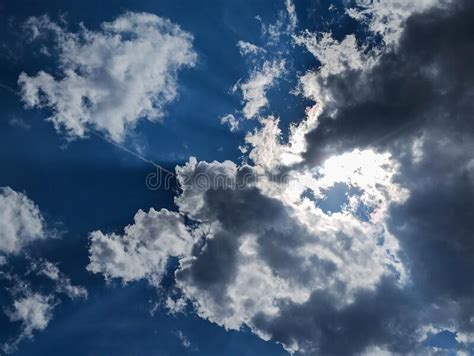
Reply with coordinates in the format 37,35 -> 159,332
303,0 -> 474,164
253,279 -> 422,355
176,184 -> 320,297
97,1 -> 474,353
176,186 -> 289,297
289,0 -> 474,352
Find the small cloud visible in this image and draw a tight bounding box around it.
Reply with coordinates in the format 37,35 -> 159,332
234,60 -> 285,119
220,114 -> 240,132
174,330 -> 197,351
237,41 -> 266,57
8,117 -> 31,130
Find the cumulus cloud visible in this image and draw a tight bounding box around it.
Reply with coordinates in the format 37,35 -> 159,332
87,208 -> 195,286
5,293 -> 55,338
1,259 -> 87,353
1,273 -> 58,354
170,139 -> 409,352
86,0 -> 474,354
234,60 -> 285,119
0,187 -> 45,255
90,142 -> 409,354
18,13 -> 197,142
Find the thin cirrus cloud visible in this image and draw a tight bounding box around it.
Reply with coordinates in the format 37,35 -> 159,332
18,12 -> 197,143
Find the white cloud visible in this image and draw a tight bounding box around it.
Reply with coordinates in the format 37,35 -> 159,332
175,330 -> 193,349
293,31 -> 380,119
3,292 -> 57,353
220,114 -> 240,132
285,0 -> 298,32
346,0 -> 445,46
87,208 -> 195,286
295,32 -> 371,79
165,296 -> 187,314
237,41 -> 265,56
19,13 -> 197,142
6,294 -> 55,336
1,259 -> 87,352
87,109 -> 409,354
0,187 -> 45,255
256,0 -> 297,45
29,259 -> 88,300
171,147 -> 408,342
234,60 -> 285,119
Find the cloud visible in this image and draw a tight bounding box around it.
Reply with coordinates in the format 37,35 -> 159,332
303,0 -> 474,165
285,0 -> 298,32
28,259 -> 88,300
234,60 -> 285,119
2,282 -> 57,354
220,114 -> 240,132
0,188 -> 85,352
346,0 -> 445,45
87,208 -> 195,286
0,187 -> 45,255
171,145 -> 408,351
5,293 -> 55,338
89,145 -> 409,353
290,0 -> 474,352
85,0 -> 474,354
295,32 -> 372,79
1,258 -> 87,353
174,330 -> 195,350
236,41 -> 265,57
18,13 -> 197,142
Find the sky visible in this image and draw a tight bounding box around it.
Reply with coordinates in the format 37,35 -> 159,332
0,0 -> 473,355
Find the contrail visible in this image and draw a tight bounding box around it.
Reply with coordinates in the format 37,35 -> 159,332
91,131 -> 175,175
0,82 -> 18,96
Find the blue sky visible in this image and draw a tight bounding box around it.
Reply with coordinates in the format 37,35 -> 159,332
0,0 -> 473,355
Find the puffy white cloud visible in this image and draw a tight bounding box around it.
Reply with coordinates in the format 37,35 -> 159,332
3,290 -> 57,353
87,111 -> 409,353
0,187 -> 45,255
171,144 -> 408,342
234,60 -> 285,119
19,13 -> 197,142
1,259 -> 87,352
87,208 -> 195,286
6,293 -> 55,337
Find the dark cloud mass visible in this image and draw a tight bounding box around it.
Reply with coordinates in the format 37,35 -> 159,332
273,0 -> 474,353
304,0 -> 474,163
